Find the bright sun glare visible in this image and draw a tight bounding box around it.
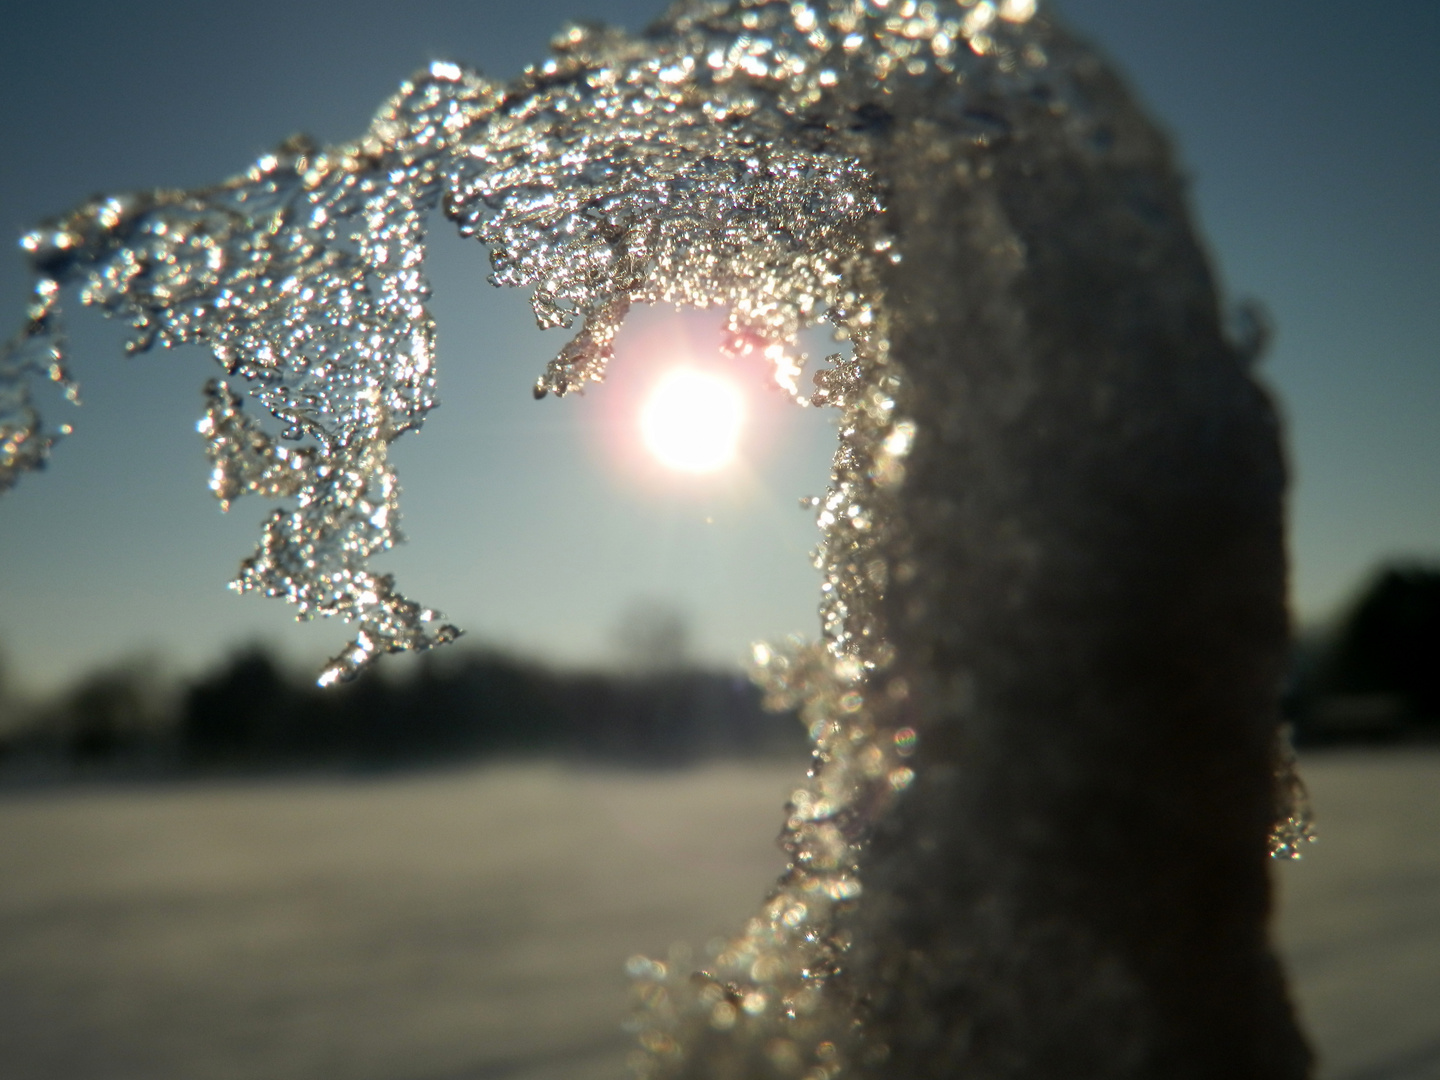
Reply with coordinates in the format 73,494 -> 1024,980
640,369 -> 745,473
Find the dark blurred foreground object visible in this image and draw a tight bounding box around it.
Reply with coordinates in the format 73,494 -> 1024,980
1289,562 -> 1440,743
691,29 -> 1312,1080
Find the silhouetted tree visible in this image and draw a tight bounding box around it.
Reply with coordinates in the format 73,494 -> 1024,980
182,648 -> 298,762
613,600 -> 691,674
169,642 -> 797,769
1295,563 -> 1440,739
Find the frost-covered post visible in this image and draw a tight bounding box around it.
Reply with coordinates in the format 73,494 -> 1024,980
836,58 -> 1312,1080
2,1 -> 1313,1076
646,16 -> 1312,1080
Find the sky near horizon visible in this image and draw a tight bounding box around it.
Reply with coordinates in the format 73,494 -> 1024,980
1,0 -> 1436,695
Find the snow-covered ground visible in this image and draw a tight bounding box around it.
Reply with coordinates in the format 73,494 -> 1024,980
1275,749 -> 1440,1080
1,750 -> 1435,1080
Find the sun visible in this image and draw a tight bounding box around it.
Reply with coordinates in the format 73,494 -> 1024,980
640,368 -> 745,473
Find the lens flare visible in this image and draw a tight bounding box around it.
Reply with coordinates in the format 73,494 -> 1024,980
640,369 -> 745,473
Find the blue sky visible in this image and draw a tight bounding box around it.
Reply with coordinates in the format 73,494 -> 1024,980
1,1 -> 1436,693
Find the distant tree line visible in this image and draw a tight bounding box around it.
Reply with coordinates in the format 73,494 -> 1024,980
0,646 -> 804,776
2,559 -> 1436,776
1286,561 -> 1440,744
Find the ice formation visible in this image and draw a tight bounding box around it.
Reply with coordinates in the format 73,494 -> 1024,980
2,0 -> 1315,1075
0,0 -> 1059,683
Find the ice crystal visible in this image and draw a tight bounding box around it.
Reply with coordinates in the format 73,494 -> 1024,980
2,63 -> 500,681
1,1 -> 1047,682
1269,725 -> 1318,860
1,0 -> 1312,1073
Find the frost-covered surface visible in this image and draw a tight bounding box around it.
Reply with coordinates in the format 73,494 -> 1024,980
0,0 -> 1315,1075
0,0 -> 1050,684
0,66 -> 502,683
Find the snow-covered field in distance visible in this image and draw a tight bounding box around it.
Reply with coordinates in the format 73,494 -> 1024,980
0,750 -> 1436,1080
1274,750 -> 1440,1080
